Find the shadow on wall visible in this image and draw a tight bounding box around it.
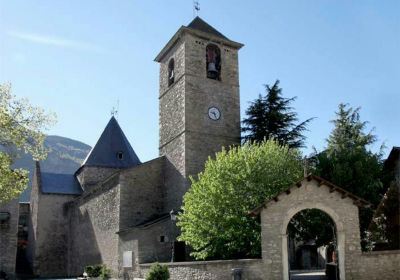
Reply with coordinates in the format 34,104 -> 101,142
68,205 -> 102,277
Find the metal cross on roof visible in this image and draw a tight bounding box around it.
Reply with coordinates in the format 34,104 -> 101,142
193,0 -> 200,18
111,99 -> 119,119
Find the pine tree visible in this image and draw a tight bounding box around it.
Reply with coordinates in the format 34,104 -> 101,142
315,103 -> 383,204
242,80 -> 313,148
313,103 -> 384,250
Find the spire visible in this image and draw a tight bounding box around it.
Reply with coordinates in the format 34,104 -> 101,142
82,116 -> 141,169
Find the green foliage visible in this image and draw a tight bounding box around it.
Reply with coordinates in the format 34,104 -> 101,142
85,264 -> 111,279
178,140 -> 303,260
288,209 -> 335,247
0,152 -> 29,202
146,263 -> 170,280
313,104 -> 384,204
312,103 -> 384,249
0,83 -> 55,203
242,80 -> 313,148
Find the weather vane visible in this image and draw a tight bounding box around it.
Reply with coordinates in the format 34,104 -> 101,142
111,99 -> 120,119
193,0 -> 200,18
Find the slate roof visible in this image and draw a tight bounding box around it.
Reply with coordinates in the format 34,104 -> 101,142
154,17 -> 243,62
81,116 -> 141,169
186,16 -> 228,40
41,172 -> 83,195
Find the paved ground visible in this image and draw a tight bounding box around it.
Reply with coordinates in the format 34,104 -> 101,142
290,270 -> 326,280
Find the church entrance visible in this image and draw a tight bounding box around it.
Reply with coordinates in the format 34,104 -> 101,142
286,209 -> 339,280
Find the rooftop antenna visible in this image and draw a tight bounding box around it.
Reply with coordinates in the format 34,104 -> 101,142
111,99 -> 119,119
193,0 -> 200,18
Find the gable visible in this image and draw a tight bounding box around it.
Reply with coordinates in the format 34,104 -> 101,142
252,175 -> 371,215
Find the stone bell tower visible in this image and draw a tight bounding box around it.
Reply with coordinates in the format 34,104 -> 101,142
155,17 -> 243,210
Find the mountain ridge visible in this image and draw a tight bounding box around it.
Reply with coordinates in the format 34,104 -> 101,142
12,135 -> 91,202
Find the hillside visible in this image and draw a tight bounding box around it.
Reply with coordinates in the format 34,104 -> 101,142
12,135 -> 91,202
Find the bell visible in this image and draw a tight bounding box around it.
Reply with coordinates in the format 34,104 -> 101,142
208,62 -> 217,73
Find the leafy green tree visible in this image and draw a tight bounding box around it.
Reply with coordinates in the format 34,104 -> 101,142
0,83 -> 55,203
177,140 -> 303,260
312,103 -> 384,248
242,80 -> 313,148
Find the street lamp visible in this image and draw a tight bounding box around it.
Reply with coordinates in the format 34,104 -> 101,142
170,210 -> 177,262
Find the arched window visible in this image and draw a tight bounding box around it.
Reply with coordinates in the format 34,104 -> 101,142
206,44 -> 221,80
168,58 -> 175,86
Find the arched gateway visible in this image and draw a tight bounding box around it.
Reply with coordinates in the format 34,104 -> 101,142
251,174 -> 371,280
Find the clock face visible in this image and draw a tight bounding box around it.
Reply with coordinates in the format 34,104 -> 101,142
208,107 -> 221,121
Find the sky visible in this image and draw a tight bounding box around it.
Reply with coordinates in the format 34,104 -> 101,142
1,0 -> 399,162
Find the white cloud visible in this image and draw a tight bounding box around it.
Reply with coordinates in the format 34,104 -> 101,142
7,31 -> 107,54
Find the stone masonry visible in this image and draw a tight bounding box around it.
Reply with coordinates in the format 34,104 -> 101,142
0,199 -> 19,279
157,19 -> 243,211
257,175 -> 400,280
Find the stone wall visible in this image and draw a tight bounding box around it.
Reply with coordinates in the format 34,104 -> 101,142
76,166 -> 119,192
27,164 -> 76,277
26,165 -> 40,271
118,218 -> 174,269
119,157 -> 165,229
31,193 -> 75,277
356,250 -> 400,280
183,32 -> 241,179
68,172 -> 121,277
0,199 -> 19,279
159,45 -> 188,212
133,259 -> 264,280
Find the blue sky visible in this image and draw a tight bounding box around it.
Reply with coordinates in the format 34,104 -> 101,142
1,0 -> 399,161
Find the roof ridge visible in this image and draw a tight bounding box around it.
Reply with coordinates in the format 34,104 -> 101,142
186,16 -> 228,40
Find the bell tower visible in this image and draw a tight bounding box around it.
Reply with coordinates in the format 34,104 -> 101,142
155,17 -> 243,210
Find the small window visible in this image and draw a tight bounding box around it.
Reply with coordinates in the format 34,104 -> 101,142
159,235 -> 168,243
206,44 -> 221,80
116,151 -> 124,160
168,59 -> 175,86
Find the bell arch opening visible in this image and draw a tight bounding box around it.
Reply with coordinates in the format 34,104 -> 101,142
206,44 -> 221,80
168,58 -> 175,86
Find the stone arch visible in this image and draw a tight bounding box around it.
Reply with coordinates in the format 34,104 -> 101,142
255,176 -> 370,280
206,43 -> 221,80
281,202 -> 344,235
168,58 -> 175,86
280,203 -> 346,280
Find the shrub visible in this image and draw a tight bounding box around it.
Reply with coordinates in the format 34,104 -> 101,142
146,263 -> 170,280
85,264 -> 111,279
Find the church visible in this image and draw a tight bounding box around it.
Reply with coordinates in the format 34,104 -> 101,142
1,16 -> 400,280
26,16 -> 244,277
